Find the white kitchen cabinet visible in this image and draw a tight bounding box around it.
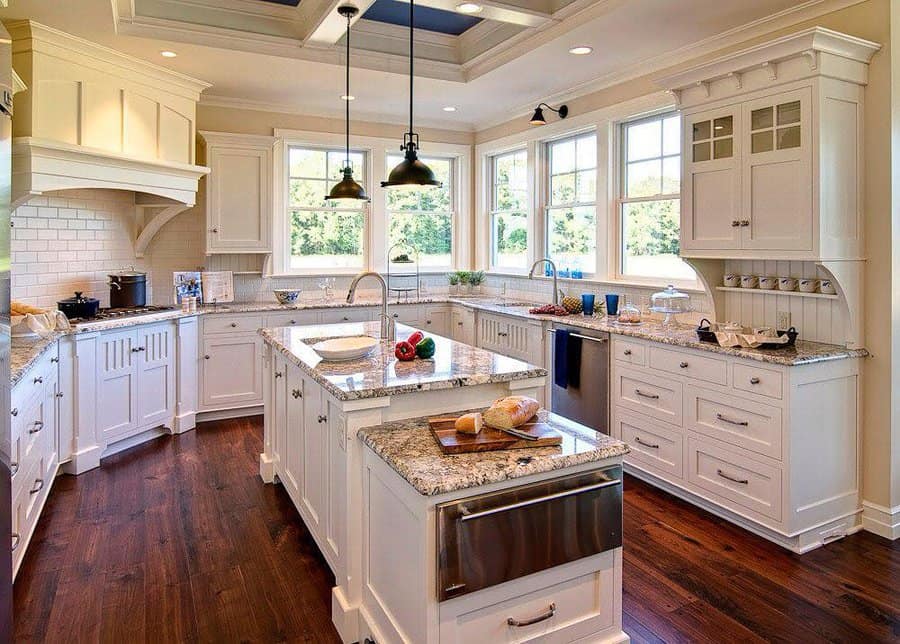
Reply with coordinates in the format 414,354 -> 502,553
201,132 -> 276,254
450,306 -> 475,346
318,307 -> 376,325
476,311 -> 544,365
281,367 -> 304,505
200,334 -> 263,411
609,335 -> 861,552
665,29 -> 878,261
300,373 -> 328,545
421,305 -> 450,336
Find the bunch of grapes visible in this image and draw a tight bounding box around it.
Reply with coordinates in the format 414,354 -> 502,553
529,304 -> 569,316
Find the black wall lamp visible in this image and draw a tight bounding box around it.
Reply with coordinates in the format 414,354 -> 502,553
529,103 -> 568,126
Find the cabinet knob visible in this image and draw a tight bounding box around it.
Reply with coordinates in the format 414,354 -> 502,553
457,321 -> 463,326
230,322 -> 238,328
679,361 -> 689,368
426,320 -> 432,325
740,220 -> 750,227
750,376 -> 761,385
131,347 -> 145,353
11,408 -> 17,417
56,392 -> 64,399
342,316 -> 349,321
317,415 -> 327,423
290,319 -> 297,325
275,371 -> 283,379
33,376 -> 43,384
210,227 -> 219,233
731,220 -> 741,227
392,313 -> 399,318
50,357 -> 59,363
292,389 -> 302,399
623,349 -> 632,356
29,421 -> 44,434
203,355 -> 210,360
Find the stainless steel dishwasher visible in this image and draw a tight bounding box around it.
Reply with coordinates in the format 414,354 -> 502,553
549,324 -> 610,431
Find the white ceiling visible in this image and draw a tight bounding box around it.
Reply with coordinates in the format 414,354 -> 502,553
0,0 -> 820,131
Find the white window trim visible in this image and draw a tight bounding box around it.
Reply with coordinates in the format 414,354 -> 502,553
271,128 -> 471,277
487,147 -> 530,273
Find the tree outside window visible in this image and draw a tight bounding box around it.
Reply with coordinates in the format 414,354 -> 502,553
288,147 -> 367,270
386,156 -> 453,267
546,133 -> 597,274
490,149 -> 528,270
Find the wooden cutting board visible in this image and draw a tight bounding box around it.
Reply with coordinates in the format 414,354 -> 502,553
428,416 -> 562,454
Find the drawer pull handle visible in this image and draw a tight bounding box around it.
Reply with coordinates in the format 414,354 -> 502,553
750,377 -> 761,385
10,462 -> 18,476
497,331 -> 508,337
275,371 -> 283,379
393,313 -> 400,318
679,361 -> 689,369
634,389 -> 660,400
29,478 -> 44,495
634,437 -> 660,449
50,357 -> 59,364
291,389 -> 302,399
716,469 -> 749,485
56,392 -> 64,399
33,376 -> 43,384
11,533 -> 19,552
731,220 -> 741,227
29,421 -> 44,434
623,349 -> 632,356
203,355 -> 210,360
444,582 -> 466,594
230,322 -> 238,328
507,602 -> 556,627
11,408 -> 17,417
716,413 -> 749,427
317,415 -> 327,424
290,319 -> 297,325
740,220 -> 750,227
342,316 -> 349,321
131,347 -> 146,353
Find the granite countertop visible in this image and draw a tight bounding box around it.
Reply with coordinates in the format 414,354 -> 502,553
358,409 -> 630,496
259,321 -> 546,402
11,333 -> 63,386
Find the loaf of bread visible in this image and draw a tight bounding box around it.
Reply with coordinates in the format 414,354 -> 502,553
482,396 -> 540,430
454,412 -> 483,435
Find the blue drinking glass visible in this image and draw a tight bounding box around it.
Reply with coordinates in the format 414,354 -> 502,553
605,293 -> 620,316
581,294 -> 595,316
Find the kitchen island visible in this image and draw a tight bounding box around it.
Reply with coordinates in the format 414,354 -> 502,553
260,322 -> 625,642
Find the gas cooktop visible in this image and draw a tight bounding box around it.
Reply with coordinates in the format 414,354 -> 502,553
68,305 -> 177,325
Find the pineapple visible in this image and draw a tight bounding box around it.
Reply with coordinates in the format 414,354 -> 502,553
561,294 -> 583,314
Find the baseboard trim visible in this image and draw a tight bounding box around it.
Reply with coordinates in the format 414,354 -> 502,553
173,411 -> 196,434
197,406 -> 263,423
332,586 -> 359,644
861,501 -> 900,540
61,445 -> 102,475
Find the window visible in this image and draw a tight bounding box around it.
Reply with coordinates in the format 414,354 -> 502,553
287,146 -> 367,270
619,113 -> 694,281
545,133 -> 597,274
386,155 -> 453,267
490,149 -> 528,270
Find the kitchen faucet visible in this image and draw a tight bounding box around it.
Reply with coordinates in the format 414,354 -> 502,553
528,258 -> 563,306
347,271 -> 395,342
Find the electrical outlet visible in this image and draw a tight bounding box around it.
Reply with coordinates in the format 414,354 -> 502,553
776,311 -> 791,330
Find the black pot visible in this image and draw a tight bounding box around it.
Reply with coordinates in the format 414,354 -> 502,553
58,291 -> 100,319
109,269 -> 147,308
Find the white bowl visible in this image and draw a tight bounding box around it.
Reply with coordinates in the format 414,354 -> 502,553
312,336 -> 379,361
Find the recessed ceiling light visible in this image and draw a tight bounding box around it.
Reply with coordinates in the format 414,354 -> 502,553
443,106 -> 457,112
568,46 -> 593,55
160,50 -> 177,58
341,95 -> 355,101
456,3 -> 483,14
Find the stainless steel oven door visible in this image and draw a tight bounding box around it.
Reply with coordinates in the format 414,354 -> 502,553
436,466 -> 622,601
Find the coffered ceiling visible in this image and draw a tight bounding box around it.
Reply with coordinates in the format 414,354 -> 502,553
0,0 -> 852,131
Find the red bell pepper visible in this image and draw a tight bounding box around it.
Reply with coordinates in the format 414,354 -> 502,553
394,340 -> 416,361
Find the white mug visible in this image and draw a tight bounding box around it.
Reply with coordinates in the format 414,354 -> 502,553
758,276 -> 778,290
740,275 -> 758,289
778,277 -> 798,291
798,278 -> 818,293
723,273 -> 740,287
818,279 -> 836,295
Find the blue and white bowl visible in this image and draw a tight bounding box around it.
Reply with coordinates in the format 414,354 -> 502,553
273,289 -> 301,305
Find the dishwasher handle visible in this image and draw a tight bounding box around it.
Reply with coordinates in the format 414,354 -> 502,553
546,328 -> 608,344
459,478 -> 620,522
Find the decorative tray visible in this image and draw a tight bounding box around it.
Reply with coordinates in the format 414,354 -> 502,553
696,318 -> 798,349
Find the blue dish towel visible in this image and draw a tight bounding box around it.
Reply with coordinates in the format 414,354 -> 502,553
554,329 -> 570,389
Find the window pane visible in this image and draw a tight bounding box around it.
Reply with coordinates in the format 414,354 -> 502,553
550,139 -> 576,174
576,170 -> 596,203
495,150 -> 526,190
662,116 -> 681,155
491,211 -> 527,269
550,172 -> 575,205
626,159 -> 662,197
290,178 -> 328,208
621,199 -> 694,280
390,212 -> 451,267
627,119 -> 661,161
290,210 -> 364,269
576,135 -> 596,169
548,206 -> 596,273
290,148 -> 326,178
328,151 -> 365,180
662,157 -> 680,194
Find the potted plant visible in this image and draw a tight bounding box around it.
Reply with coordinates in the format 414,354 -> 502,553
468,270 -> 486,295
457,271 -> 471,295
447,272 -> 460,295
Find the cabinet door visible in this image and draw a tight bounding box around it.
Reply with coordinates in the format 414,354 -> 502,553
136,323 -> 175,429
319,307 -> 376,325
476,313 -> 508,353
200,335 -> 264,410
270,355 -> 286,481
325,398 -> 345,567
504,319 -> 544,364
96,329 -> 139,443
681,106 -> 742,251
206,144 -> 272,253
422,305 -> 450,336
281,367 -> 304,504
741,89 -> 813,251
300,378 -> 327,541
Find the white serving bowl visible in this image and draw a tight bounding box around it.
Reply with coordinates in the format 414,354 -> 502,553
273,289 -> 301,305
312,336 -> 379,361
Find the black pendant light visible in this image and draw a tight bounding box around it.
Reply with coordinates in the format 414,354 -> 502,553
529,102 -> 568,126
381,0 -> 441,189
327,5 -> 369,202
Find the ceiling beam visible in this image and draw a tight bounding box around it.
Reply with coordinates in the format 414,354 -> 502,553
304,0 -> 377,45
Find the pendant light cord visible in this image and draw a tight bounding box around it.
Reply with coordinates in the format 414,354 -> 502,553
408,0 -> 414,144
345,12 -> 351,168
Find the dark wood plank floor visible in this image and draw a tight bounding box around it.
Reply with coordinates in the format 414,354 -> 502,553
13,416 -> 900,643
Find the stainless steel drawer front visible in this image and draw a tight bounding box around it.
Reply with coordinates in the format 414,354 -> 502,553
436,466 -> 623,601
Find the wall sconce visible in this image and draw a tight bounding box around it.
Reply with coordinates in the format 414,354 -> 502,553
529,103 -> 568,126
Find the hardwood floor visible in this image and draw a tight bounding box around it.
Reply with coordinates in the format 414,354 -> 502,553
13,416 -> 900,643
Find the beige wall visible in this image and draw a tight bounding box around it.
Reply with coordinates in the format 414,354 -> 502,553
476,0 -> 897,513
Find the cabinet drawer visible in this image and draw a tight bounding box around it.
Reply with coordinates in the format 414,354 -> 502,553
12,350 -> 57,416
613,367 -> 682,426
204,314 -> 264,335
319,308 -> 374,324
649,346 -> 727,386
733,362 -> 784,400
265,311 -> 317,328
616,408 -> 683,479
439,560 -> 616,644
686,436 -> 782,522
684,386 -> 782,459
612,338 -> 645,366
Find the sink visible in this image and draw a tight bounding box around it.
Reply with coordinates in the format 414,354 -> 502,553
311,336 -> 379,361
